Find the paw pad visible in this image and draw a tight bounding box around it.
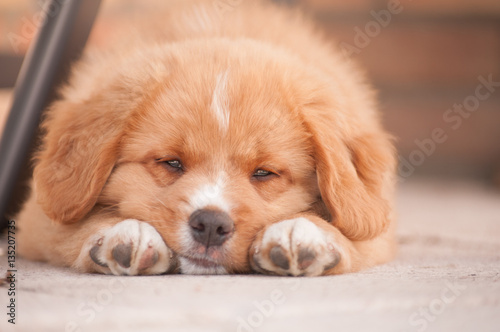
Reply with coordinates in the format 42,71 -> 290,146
112,243 -> 133,268
251,218 -> 341,276
86,219 -> 174,275
269,246 -> 290,270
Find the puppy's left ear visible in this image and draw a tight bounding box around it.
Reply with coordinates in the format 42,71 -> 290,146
32,54 -> 169,224
33,96 -> 128,224
305,110 -> 396,241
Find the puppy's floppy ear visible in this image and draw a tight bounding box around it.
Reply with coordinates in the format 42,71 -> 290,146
32,49 -> 171,224
33,96 -> 129,224
305,109 -> 396,241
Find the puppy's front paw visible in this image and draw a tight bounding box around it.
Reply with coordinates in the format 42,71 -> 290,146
86,219 -> 175,275
250,218 -> 340,276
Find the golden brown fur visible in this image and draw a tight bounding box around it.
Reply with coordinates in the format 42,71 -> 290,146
16,0 -> 396,276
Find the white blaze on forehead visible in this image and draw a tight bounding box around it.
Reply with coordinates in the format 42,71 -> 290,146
188,172 -> 231,213
210,71 -> 230,132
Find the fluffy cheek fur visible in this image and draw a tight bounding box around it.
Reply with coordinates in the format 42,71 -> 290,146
99,161 -> 318,273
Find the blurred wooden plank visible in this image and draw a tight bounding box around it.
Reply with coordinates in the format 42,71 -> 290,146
382,93 -> 500,179
320,21 -> 500,89
299,0 -> 374,12
0,89 -> 12,133
299,0 -> 500,16
0,54 -> 23,88
403,0 -> 500,17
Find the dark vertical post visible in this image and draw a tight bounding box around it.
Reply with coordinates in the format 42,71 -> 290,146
0,0 -> 102,229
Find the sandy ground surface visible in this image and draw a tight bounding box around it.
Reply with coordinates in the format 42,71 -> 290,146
0,179 -> 499,332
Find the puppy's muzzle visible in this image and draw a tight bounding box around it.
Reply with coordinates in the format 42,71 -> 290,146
188,209 -> 234,247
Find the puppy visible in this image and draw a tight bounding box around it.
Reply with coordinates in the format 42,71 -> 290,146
16,0 -> 396,276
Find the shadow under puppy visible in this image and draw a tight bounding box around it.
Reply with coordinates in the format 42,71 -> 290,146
17,0 -> 397,276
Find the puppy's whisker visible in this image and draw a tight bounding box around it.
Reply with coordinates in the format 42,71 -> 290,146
153,195 -> 168,208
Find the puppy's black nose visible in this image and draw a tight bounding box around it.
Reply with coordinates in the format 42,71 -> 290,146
189,209 -> 234,247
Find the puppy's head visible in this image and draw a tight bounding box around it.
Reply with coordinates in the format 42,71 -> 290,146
34,40 -> 395,274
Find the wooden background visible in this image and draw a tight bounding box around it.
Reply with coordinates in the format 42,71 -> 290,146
1,0 -> 499,183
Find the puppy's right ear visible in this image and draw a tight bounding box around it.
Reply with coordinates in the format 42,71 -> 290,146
33,97 -> 129,224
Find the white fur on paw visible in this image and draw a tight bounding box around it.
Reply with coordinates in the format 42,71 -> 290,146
85,219 -> 174,275
251,218 -> 340,276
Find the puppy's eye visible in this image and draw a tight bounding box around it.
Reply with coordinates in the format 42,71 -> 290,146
254,169 -> 271,177
156,158 -> 184,172
252,168 -> 278,181
166,160 -> 182,169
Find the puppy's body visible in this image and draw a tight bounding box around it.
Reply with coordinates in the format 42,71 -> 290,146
16,1 -> 396,276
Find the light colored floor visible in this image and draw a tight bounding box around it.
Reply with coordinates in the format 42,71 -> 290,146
1,178 -> 499,332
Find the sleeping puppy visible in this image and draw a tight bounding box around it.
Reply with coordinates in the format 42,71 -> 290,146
16,0 -> 396,276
